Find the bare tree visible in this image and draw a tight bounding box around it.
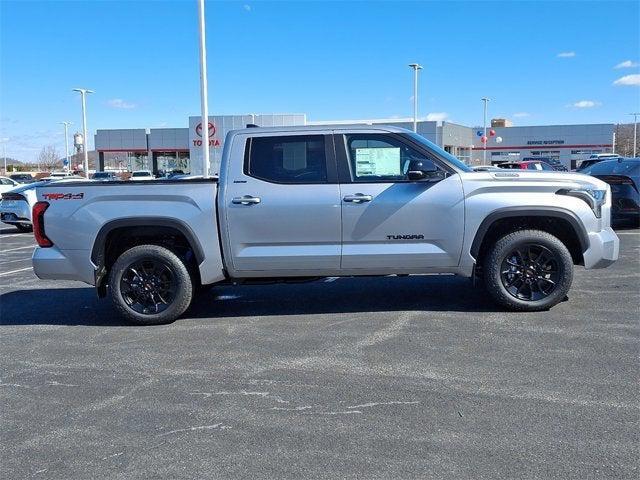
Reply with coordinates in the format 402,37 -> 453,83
615,123 -> 639,157
37,145 -> 61,171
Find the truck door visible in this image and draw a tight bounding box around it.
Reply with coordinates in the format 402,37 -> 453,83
222,133 -> 342,274
335,132 -> 465,270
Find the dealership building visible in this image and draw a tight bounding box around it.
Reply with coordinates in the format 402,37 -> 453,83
94,114 -> 614,175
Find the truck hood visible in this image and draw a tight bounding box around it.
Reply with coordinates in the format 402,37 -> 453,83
461,170 -> 609,191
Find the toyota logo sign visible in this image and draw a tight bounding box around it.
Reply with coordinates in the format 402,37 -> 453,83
195,122 -> 216,138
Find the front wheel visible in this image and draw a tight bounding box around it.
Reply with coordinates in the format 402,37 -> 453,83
483,230 -> 573,311
109,244 -> 193,325
16,224 -> 32,232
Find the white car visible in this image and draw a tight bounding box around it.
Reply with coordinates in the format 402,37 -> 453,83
48,171 -> 76,178
130,170 -> 155,181
0,176 -> 20,194
0,180 -> 44,231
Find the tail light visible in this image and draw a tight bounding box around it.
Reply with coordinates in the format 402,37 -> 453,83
32,201 -> 53,247
1,192 -> 27,201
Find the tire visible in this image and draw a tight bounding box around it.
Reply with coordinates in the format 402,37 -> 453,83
16,224 -> 32,232
109,244 -> 193,325
483,229 -> 573,311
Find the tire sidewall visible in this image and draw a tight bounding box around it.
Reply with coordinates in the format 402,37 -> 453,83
109,245 -> 193,325
485,231 -> 573,311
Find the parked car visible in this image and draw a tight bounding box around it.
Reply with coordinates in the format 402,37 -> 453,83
130,170 -> 154,181
167,169 -> 186,178
92,171 -> 119,181
32,125 -> 618,324
49,171 -> 76,178
0,181 -> 46,231
521,157 -> 567,171
581,158 -> 639,225
0,176 -> 20,194
498,160 -> 555,171
577,154 -> 623,172
9,173 -> 35,184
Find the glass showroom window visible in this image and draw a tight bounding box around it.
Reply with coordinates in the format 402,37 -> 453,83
103,152 -> 149,172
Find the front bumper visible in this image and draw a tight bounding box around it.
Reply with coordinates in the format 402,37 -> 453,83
583,227 -> 619,269
32,246 -> 95,284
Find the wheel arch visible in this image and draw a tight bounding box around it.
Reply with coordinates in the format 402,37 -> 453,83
470,207 -> 589,265
91,217 -> 205,294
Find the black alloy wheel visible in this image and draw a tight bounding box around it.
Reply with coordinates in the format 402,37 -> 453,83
120,259 -> 178,315
500,243 -> 561,301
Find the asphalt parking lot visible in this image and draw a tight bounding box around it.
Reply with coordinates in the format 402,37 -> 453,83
1,226 -> 638,479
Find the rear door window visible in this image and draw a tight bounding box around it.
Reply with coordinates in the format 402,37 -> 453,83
246,135 -> 328,184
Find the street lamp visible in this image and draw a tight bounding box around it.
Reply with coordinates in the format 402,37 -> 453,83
629,113 -> 639,158
197,0 -> 211,178
60,122 -> 72,171
481,97 -> 490,163
1,137 -> 8,174
408,63 -> 423,133
73,88 -> 93,177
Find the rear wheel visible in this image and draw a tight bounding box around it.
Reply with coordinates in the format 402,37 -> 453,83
109,244 -> 193,325
484,230 -> 573,311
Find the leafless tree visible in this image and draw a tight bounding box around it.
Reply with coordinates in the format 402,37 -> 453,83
615,123 -> 639,157
37,145 -> 61,171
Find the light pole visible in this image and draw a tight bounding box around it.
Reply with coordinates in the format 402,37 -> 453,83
60,122 -> 72,171
1,137 -> 8,175
73,88 -> 93,178
198,0 -> 211,178
481,97 -> 490,163
408,63 -> 422,133
630,113 -> 639,158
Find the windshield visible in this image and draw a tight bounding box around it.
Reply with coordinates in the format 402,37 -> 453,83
132,172 -> 150,177
402,132 -> 472,172
584,160 -> 640,176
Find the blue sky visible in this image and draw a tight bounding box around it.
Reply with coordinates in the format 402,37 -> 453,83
1,0 -> 639,162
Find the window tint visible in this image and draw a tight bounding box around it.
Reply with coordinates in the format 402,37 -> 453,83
247,135 -> 327,184
345,134 -> 434,182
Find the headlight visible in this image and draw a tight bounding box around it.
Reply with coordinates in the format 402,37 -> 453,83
557,188 -> 607,218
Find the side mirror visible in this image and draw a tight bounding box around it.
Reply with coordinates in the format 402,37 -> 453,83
407,159 -> 443,182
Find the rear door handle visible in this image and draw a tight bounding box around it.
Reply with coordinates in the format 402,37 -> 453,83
232,195 -> 261,205
343,194 -> 373,203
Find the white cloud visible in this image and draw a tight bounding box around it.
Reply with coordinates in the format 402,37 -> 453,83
243,4 -> 251,12
557,51 -> 576,58
614,60 -> 639,69
613,74 -> 640,86
513,112 -> 530,118
106,98 -> 137,109
570,100 -> 601,109
425,112 -> 448,121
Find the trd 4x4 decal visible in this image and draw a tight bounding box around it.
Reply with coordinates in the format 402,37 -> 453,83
42,193 -> 84,200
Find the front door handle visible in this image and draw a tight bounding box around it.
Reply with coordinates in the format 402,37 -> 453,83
232,195 -> 261,205
343,194 -> 373,203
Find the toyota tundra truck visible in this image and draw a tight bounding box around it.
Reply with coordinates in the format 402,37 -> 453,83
31,125 -> 619,324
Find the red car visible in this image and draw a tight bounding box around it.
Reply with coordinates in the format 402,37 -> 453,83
498,161 -> 555,171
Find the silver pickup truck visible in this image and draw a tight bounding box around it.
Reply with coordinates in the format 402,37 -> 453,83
32,125 -> 619,324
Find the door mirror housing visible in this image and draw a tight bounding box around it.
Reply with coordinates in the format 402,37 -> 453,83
407,159 -> 444,182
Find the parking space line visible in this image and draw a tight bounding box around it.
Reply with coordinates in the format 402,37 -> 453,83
0,266 -> 33,276
1,257 -> 32,265
616,231 -> 640,235
0,245 -> 35,253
